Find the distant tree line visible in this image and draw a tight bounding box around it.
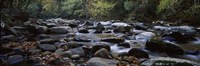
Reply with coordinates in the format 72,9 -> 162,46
0,0 -> 200,24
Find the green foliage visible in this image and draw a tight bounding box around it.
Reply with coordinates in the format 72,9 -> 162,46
87,0 -> 117,20
86,0 -> 126,20
124,0 -> 134,11
61,0 -> 85,17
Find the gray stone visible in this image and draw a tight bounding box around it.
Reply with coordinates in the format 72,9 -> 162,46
49,26 -> 70,34
94,48 -> 110,58
38,44 -> 57,51
86,57 -> 118,66
69,47 -> 85,56
8,55 -> 23,64
62,51 -> 72,57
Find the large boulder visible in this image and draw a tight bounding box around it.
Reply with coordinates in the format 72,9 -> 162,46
111,22 -> 130,27
78,28 -> 89,33
146,39 -> 184,55
101,37 -> 124,43
94,23 -> 105,33
128,48 -> 149,58
140,57 -> 200,66
162,32 -> 195,43
91,44 -> 110,54
113,26 -> 132,33
8,55 -> 24,65
68,47 -> 85,56
86,57 -> 118,66
38,44 -> 57,51
94,48 -> 110,58
49,26 -> 70,34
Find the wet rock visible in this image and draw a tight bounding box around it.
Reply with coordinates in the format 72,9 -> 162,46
113,26 -> 131,33
54,48 -> 64,55
8,55 -> 23,64
101,37 -> 124,43
1,35 -> 16,42
39,38 -> 59,44
82,21 -> 93,26
117,42 -> 130,48
78,28 -> 89,33
161,36 -> 176,42
28,48 -> 41,54
135,32 -> 155,42
104,30 -> 112,33
68,22 -> 78,28
73,37 -> 91,42
128,48 -> 149,58
38,44 -> 57,51
94,48 -> 110,58
100,21 -> 112,26
140,57 -> 200,66
146,39 -> 184,55
33,63 -> 47,66
37,34 -> 51,39
185,50 -> 200,55
162,32 -> 194,43
35,25 -> 48,33
46,23 -> 57,28
86,57 -> 118,66
94,23 -> 105,33
71,54 -> 80,60
49,26 -> 70,34
62,51 -> 72,57
92,44 -> 111,53
132,23 -> 147,30
69,47 -> 85,56
111,22 -> 130,27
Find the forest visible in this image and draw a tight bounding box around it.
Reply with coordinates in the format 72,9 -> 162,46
1,0 -> 200,66
1,0 -> 200,23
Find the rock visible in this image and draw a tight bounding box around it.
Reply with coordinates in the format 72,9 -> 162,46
131,23 -> 148,30
82,21 -> 93,26
49,26 -> 70,34
161,36 -> 176,42
78,28 -> 89,33
94,48 -> 110,58
185,50 -> 199,55
70,54 -> 80,60
54,48 -> 64,55
33,63 -> 47,66
86,57 -> 118,66
162,32 -> 194,43
135,32 -> 155,42
69,47 -> 85,56
128,48 -> 149,58
140,57 -> 200,66
113,26 -> 131,33
117,42 -> 130,48
1,35 -> 16,41
8,55 -> 23,64
101,37 -> 124,43
94,23 -> 105,33
62,51 -> 72,57
146,39 -> 184,55
100,21 -> 112,26
28,48 -> 41,54
92,44 -> 111,53
68,22 -> 78,28
38,44 -> 57,51
39,38 -> 59,44
46,23 -> 57,28
111,22 -> 130,27
37,34 -> 51,39
35,25 -> 48,33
